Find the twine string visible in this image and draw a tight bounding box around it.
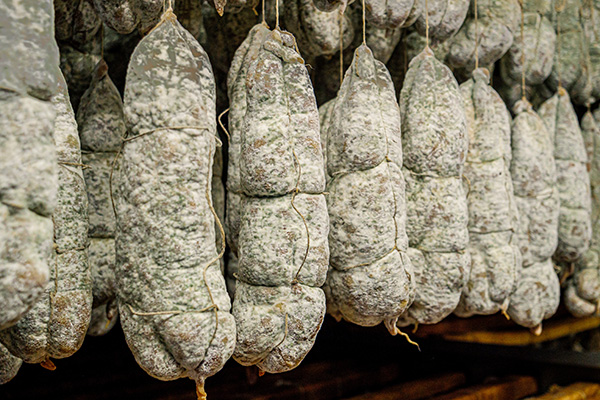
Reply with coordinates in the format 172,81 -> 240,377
218,108 -> 231,143
520,0 -> 526,100
362,0 -> 366,44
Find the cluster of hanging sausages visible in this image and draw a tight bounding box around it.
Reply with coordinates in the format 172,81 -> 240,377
2,1 -> 600,399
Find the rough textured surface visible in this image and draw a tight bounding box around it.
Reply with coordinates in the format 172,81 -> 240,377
0,343 -> 21,385
397,47 -> 469,326
114,12 -> 235,388
77,60 -> 125,335
364,0 -> 421,29
508,259 -> 560,327
446,0 -> 521,75
0,0 -> 61,100
546,0 -> 593,105
54,0 -> 103,110
0,74 -> 92,364
455,68 -> 521,317
415,0 -> 469,44
564,111 -> 600,317
403,27 -> 451,60
233,29 -> 328,373
323,45 -> 414,332
499,11 -> 556,87
508,100 -> 560,329
92,0 -> 162,34
0,0 -> 59,331
538,89 -> 592,264
285,0 -> 354,62
210,0 -> 259,14
313,0 -> 352,12
226,24 -> 270,258
0,95 -> 57,331
54,0 -> 102,46
584,0 -> 600,103
225,24 -> 271,299
59,45 -> 102,111
318,99 -> 336,176
366,25 -> 402,64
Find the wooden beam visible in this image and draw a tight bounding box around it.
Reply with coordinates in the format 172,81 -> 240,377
439,318 -> 600,346
238,361 -> 405,400
341,372 -> 466,400
529,382 -> 600,399
427,376 -> 538,400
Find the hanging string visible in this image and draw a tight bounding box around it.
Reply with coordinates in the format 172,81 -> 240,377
339,8 -> 344,85
425,0 -> 430,48
362,0 -> 366,44
520,0 -> 526,100
474,0 -> 479,69
262,0 -> 266,25
275,0 -> 280,29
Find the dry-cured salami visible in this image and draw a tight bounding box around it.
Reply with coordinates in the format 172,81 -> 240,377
114,10 -> 235,394
538,88 -> 592,264
76,60 -> 124,335
397,47 -> 469,326
415,0 -> 469,44
507,100 -> 560,329
92,0 -> 162,34
232,29 -> 329,373
545,0 -> 593,106
0,343 -> 21,385
564,110 -> 600,317
0,74 -> 92,364
455,68 -> 521,317
285,0 -> 354,62
323,44 -> 414,332
364,0 -> 421,29
446,0 -> 521,75
499,5 -> 555,87
0,0 -> 61,332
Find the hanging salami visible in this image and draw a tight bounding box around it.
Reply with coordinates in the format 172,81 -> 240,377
0,0 -> 60,331
397,47 -> 470,326
0,74 -> 92,364
113,9 -> 235,396
538,88 -> 592,264
507,100 -> 560,329
564,111 -> 600,317
455,68 -> 521,317
232,28 -> 329,373
324,44 -> 414,332
76,60 -> 124,336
